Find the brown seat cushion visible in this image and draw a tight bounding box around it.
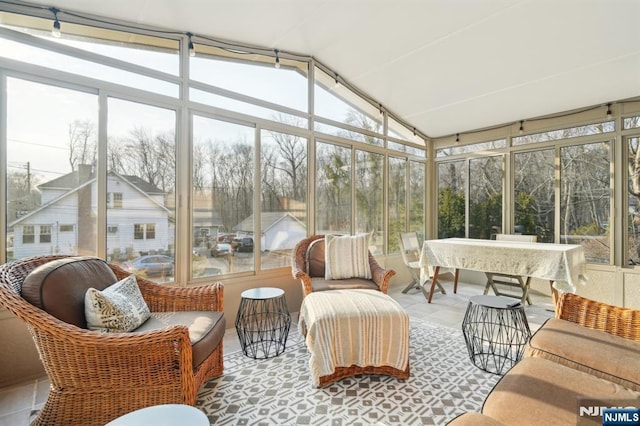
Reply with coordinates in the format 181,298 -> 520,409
482,357 -> 640,426
525,318 -> 640,391
135,311 -> 226,368
22,257 -> 117,328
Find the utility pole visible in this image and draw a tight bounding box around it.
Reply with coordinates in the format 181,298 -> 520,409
26,161 -> 31,193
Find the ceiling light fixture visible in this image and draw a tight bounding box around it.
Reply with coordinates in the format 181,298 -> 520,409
413,128 -> 417,137
606,103 -> 612,119
50,7 -> 61,38
274,49 -> 280,69
519,120 -> 524,134
186,32 -> 195,57
456,133 -> 460,143
334,73 -> 340,89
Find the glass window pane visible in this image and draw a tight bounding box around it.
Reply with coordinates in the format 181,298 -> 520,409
388,116 -> 425,145
0,37 -> 178,97
314,67 -> 383,134
107,98 -> 176,283
355,150 -> 383,254
260,130 -> 308,270
192,116 -> 255,277
560,142 -> 611,263
624,116 -> 640,130
388,141 -> 426,157
314,121 -> 383,146
6,77 -> 98,260
409,161 -> 425,241
191,49 -> 308,112
388,157 -> 407,254
436,140 -> 506,158
1,12 -> 180,75
514,149 -> 555,242
628,136 -> 640,265
190,88 -> 308,128
437,161 -> 466,238
469,156 -> 503,239
513,121 -> 614,146
316,142 -> 351,234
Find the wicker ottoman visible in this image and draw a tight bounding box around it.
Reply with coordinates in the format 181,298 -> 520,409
298,289 -> 410,387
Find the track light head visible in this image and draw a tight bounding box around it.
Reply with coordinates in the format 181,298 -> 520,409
456,133 -> 460,143
50,8 -> 61,38
519,120 -> 524,134
274,49 -> 280,69
606,103 -> 612,119
186,32 -> 195,57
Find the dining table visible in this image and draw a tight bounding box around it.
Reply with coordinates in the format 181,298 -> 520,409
419,237 -> 587,304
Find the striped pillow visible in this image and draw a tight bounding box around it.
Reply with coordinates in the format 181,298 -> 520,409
325,233 -> 372,280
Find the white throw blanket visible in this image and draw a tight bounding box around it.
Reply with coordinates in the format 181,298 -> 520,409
298,289 -> 409,387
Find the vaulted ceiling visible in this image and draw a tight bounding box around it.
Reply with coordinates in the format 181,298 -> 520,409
27,0 -> 640,138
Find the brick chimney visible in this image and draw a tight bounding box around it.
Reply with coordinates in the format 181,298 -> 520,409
77,164 -> 96,254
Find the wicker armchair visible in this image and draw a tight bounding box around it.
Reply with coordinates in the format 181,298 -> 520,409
292,234 -> 395,297
0,255 -> 224,426
555,291 -> 640,341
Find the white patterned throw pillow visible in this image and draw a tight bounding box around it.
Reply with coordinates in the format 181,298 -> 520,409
85,274 -> 151,332
325,233 -> 372,280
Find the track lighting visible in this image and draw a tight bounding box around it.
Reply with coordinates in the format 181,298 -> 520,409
413,128 -> 417,137
274,49 -> 280,69
50,7 -> 61,38
456,133 -> 460,143
187,33 -> 195,57
334,73 -> 340,89
519,120 -> 524,135
606,103 -> 612,119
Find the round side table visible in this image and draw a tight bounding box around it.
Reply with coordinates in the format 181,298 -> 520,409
461,295 -> 531,375
235,287 -> 291,359
105,404 -> 208,425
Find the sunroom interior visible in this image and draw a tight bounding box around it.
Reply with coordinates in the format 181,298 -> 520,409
0,0 -> 639,421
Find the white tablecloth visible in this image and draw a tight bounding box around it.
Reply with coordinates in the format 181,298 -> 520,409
420,238 -> 587,291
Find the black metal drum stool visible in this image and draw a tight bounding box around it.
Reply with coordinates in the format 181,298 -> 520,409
235,287 -> 291,359
461,295 -> 531,375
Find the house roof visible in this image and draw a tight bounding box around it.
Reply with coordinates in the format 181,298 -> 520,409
234,212 -> 306,234
39,169 -> 164,195
11,171 -> 168,227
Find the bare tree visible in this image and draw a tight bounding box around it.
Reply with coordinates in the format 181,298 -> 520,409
67,119 -> 96,171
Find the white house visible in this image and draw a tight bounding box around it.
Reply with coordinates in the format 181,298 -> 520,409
9,165 -> 171,260
234,212 -> 307,251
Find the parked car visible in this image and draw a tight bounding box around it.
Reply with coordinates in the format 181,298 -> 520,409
211,243 -> 233,257
235,237 -> 254,253
122,255 -> 174,277
217,233 -> 235,243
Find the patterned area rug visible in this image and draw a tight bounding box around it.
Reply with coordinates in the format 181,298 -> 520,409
197,320 -> 500,425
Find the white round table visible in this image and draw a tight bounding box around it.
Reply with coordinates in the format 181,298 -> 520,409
105,404 -> 208,425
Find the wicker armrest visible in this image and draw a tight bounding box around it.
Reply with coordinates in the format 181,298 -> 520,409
110,264 -> 223,312
368,252 -> 395,294
556,292 -> 640,342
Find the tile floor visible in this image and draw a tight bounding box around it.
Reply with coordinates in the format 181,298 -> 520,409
0,279 -> 554,425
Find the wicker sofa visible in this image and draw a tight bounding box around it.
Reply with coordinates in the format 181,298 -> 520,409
449,292 -> 640,425
0,255 -> 225,426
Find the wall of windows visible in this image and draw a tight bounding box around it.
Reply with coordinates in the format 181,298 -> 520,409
0,6 -> 426,284
434,115 -> 623,268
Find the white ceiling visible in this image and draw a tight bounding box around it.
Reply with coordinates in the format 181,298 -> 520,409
27,0 -> 640,138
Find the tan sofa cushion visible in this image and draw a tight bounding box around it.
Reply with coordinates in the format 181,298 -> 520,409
482,357 -> 640,426
310,277 -> 379,292
525,318 -> 640,391
135,311 -> 226,368
22,257 -> 116,328
446,413 -> 507,426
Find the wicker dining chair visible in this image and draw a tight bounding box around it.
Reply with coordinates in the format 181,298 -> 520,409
0,255 -> 225,426
292,234 -> 395,297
